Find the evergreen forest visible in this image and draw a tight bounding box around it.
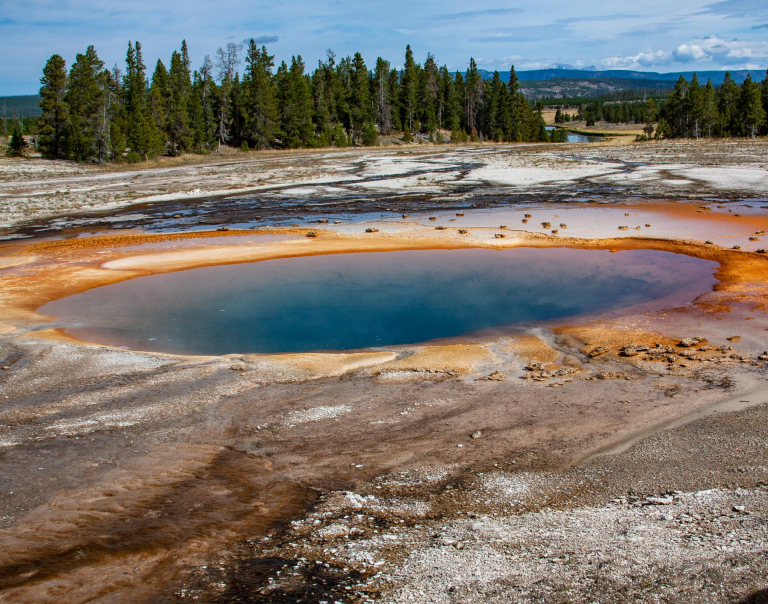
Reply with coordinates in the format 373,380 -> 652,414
23,39 -> 768,162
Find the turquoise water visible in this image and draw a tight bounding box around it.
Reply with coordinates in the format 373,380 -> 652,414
40,248 -> 717,355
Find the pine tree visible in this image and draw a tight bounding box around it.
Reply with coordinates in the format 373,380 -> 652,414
482,71 -> 501,140
189,56 -> 216,151
717,72 -> 740,136
349,52 -> 373,145
335,55 -> 353,141
686,73 -> 703,139
418,53 -> 439,133
278,56 -> 314,148
148,59 -> 169,140
464,58 -> 483,138
167,43 -> 193,155
123,42 -> 162,160
107,64 -> 127,160
38,54 -> 69,159
311,67 -> 332,145
243,41 -> 279,149
667,76 -> 689,137
400,45 -> 418,131
64,46 -> 106,161
437,65 -> 454,131
701,80 -> 718,138
739,75 -> 766,139
228,74 -> 247,146
507,67 -> 523,141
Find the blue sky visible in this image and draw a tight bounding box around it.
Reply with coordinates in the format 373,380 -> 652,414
1,0 -> 767,95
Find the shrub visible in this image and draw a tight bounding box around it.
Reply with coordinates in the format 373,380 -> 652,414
6,127 -> 28,157
362,124 -> 379,146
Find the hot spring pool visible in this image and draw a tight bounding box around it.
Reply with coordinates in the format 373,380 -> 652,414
39,248 -> 718,355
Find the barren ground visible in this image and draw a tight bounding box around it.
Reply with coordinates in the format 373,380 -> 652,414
0,139 -> 767,603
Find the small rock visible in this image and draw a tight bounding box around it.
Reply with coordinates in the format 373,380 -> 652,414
733,245 -> 741,250
595,371 -> 629,380
365,227 -> 379,233
305,232 -> 318,237
458,229 -> 468,234
470,431 -> 482,439
522,219 -> 528,224
541,222 -> 551,228
435,226 -> 447,230
645,496 -> 674,506
727,336 -> 741,342
733,505 -> 745,512
318,218 -> 329,223
173,214 -> 183,219
500,225 -> 508,229
456,213 -> 464,217
477,371 -> 504,381
429,217 -> 437,221
705,240 -> 713,244
217,226 -> 230,231
679,337 -> 705,348
619,345 -> 645,356
757,249 -> 767,254
618,226 -> 629,230
560,223 -> 567,228
230,364 -> 246,371
587,346 -> 610,358
2,366 -> 9,371
524,213 -> 532,218
495,233 -> 506,238
402,214 -> 408,218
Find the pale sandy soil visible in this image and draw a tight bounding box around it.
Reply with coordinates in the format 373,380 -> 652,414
0,140 -> 767,602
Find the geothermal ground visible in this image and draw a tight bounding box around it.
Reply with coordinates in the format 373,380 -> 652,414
0,139 -> 768,603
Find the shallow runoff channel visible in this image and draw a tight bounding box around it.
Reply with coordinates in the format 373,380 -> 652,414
39,247 -> 718,355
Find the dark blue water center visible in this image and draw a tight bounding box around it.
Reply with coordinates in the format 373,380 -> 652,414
40,248 -> 718,355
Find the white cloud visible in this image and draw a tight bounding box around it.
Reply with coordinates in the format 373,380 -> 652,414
600,36 -> 768,69
600,50 -> 671,69
672,36 -> 768,63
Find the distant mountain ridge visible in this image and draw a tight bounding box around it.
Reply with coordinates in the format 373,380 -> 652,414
479,68 -> 766,86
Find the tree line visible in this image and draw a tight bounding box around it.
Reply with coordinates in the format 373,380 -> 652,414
659,72 -> 767,139
35,41 -> 550,162
554,72 -> 768,138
